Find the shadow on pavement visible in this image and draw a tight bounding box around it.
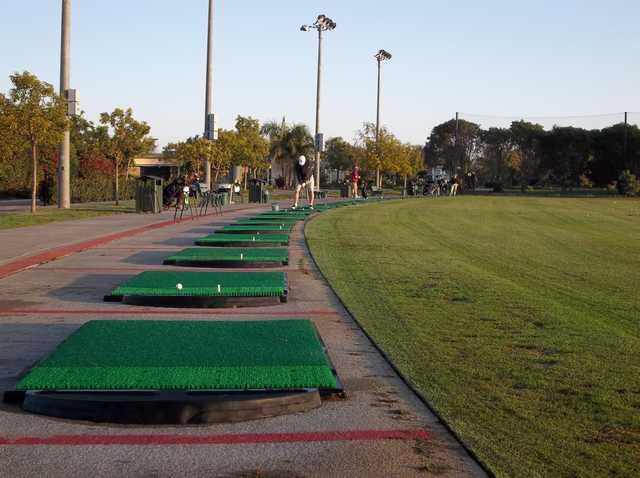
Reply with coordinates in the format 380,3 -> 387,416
47,274 -> 135,304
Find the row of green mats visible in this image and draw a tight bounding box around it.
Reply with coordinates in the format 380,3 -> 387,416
14,202 -> 380,393
106,199 -> 376,300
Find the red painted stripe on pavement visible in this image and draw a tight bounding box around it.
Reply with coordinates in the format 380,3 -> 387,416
0,206 -> 260,280
0,429 -> 428,446
34,267 -> 300,273
0,308 -> 340,317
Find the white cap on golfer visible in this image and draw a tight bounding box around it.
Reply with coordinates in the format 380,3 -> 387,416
298,155 -> 306,166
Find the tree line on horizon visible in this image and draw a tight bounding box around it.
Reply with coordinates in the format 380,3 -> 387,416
0,71 -> 423,211
424,118 -> 640,193
2,71 -> 639,212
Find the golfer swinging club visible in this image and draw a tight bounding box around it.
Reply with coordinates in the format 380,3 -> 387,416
292,155 -> 315,209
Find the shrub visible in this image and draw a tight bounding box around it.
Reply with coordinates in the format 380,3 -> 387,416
275,176 -> 286,189
49,174 -> 136,203
485,181 -> 504,193
579,174 -> 593,188
616,170 -> 639,196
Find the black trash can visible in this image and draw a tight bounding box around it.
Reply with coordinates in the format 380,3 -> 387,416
135,176 -> 163,213
249,179 -> 267,203
340,181 -> 350,198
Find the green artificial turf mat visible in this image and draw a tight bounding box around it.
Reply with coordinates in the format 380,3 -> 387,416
109,271 -> 287,297
16,320 -> 338,391
164,248 -> 288,264
249,216 -> 305,222
257,210 -> 310,215
268,211 -> 312,216
218,225 -> 293,233
235,218 -> 300,225
196,233 -> 289,246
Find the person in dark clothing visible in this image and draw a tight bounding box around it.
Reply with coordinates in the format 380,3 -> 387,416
292,155 -> 315,209
361,180 -> 369,199
38,174 -> 54,206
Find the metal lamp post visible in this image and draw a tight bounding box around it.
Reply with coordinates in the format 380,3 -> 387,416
300,14 -> 336,190
374,49 -> 392,188
203,0 -> 217,189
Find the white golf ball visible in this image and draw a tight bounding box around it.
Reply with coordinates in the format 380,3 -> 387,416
176,283 -> 183,290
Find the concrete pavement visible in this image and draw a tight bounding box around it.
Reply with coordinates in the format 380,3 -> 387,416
0,203 -> 487,477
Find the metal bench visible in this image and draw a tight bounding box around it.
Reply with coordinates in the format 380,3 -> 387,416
370,186 -> 384,197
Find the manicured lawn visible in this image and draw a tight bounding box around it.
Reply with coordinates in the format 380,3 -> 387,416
306,196 -> 640,478
0,200 -> 135,230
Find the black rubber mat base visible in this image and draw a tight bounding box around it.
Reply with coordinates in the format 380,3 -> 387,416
104,294 -> 288,308
18,389 -> 321,425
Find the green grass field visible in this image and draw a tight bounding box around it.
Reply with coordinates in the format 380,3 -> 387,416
0,200 -> 135,230
306,196 -> 640,478
17,320 -> 337,391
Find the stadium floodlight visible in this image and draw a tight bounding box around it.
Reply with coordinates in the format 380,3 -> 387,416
375,49 -> 393,61
300,14 -> 337,189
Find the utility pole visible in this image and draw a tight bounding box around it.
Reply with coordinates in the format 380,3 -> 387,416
623,112 -> 629,171
454,112 -> 459,176
203,0 -> 215,189
57,0 -> 71,208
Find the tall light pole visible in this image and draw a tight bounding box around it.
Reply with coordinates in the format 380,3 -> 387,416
374,49 -> 392,189
58,0 -> 71,208
301,14 -> 336,190
203,0 -> 216,189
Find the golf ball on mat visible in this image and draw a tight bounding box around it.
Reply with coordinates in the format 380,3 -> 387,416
176,283 -> 183,290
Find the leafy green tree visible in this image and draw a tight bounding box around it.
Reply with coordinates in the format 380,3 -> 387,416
480,127 -> 513,186
99,108 -> 155,205
356,122 -> 405,187
232,116 -> 269,182
325,137 -> 357,183
262,121 -> 313,187
539,126 -> 593,187
509,120 -> 545,188
2,72 -> 67,212
0,92 -> 26,194
591,123 -> 640,185
168,134 -> 233,184
262,119 -> 289,183
617,170 -> 639,196
425,119 -> 482,177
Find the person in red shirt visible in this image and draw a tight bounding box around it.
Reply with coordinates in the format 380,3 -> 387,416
350,166 -> 361,198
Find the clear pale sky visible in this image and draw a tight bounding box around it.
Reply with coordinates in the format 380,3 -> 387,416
1,0 -> 638,149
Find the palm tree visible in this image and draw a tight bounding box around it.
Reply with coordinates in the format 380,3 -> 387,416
261,120 -> 313,188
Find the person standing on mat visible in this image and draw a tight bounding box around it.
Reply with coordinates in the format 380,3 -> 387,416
292,155 -> 315,209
